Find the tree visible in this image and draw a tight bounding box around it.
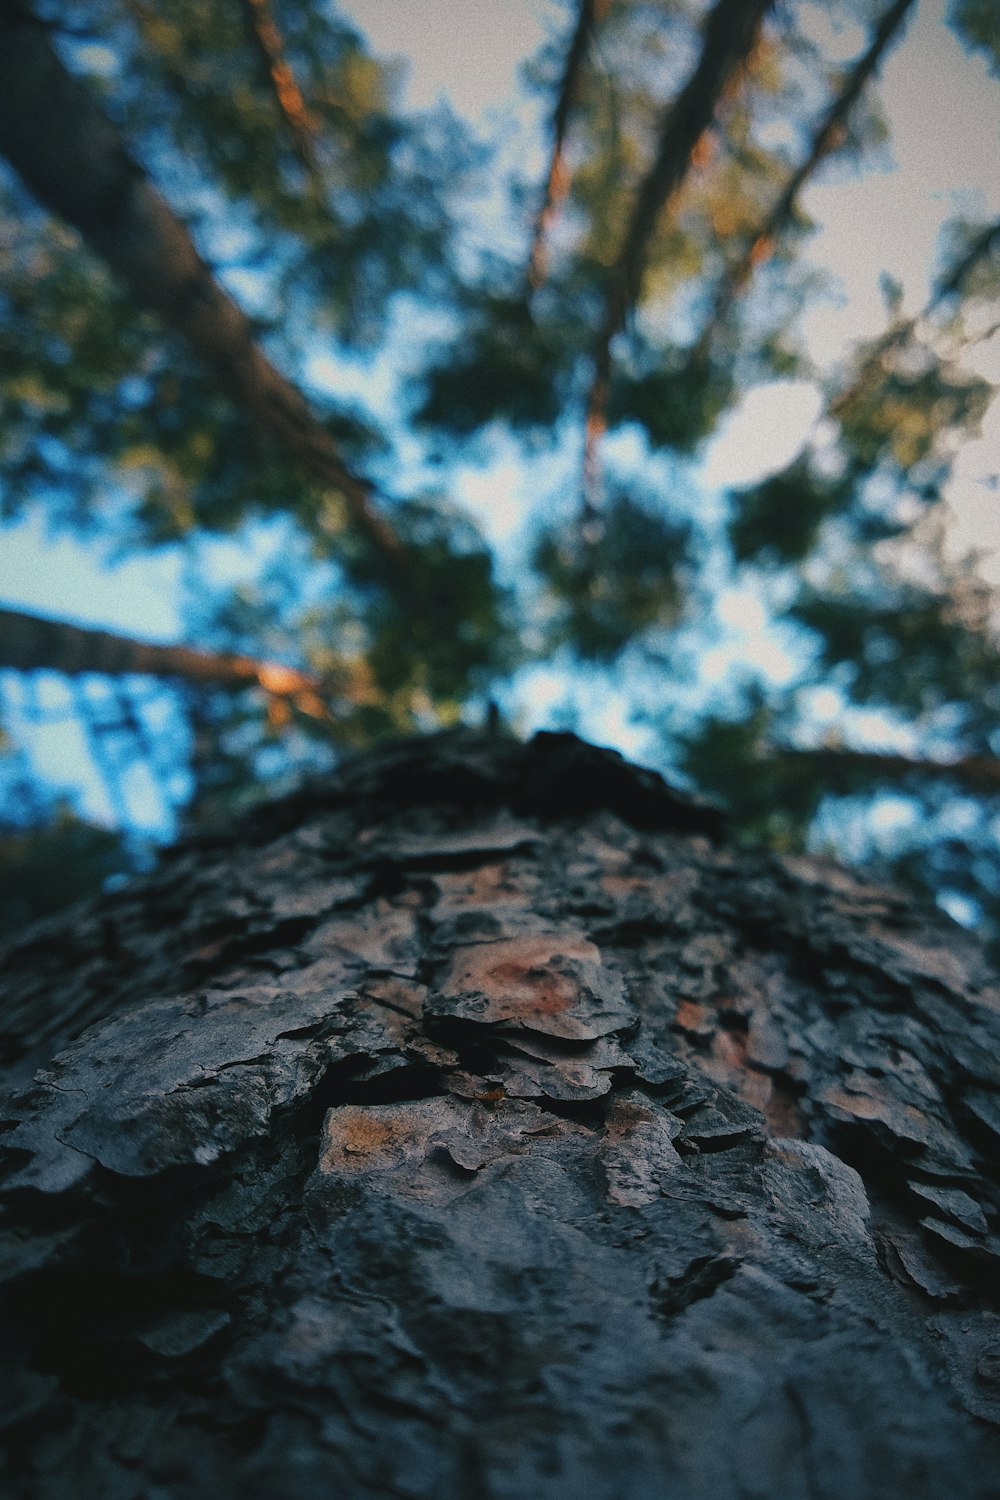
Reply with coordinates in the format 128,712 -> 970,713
0,0 -> 999,938
1,729 -> 999,1496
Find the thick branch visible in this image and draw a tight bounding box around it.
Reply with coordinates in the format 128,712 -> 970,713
0,2 -> 402,566
527,0 -> 610,292
0,606 -> 328,715
775,746 -> 1000,794
239,0 -> 320,182
585,0 -> 772,478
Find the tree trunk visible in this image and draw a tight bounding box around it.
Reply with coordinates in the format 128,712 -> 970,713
1,730 -> 998,1498
585,0 -> 773,470
697,0 -> 917,349
238,0 -> 321,182
527,0 -> 609,292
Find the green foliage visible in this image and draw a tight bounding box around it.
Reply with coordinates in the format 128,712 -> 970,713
534,491 -> 692,661
790,578 -> 1000,730
351,495 -> 518,705
950,0 -> 1000,74
610,351 -> 734,452
677,699 -> 823,851
834,349 -> 993,475
415,295 -> 574,438
728,458 -> 854,565
0,190 -> 161,526
73,0 -> 465,345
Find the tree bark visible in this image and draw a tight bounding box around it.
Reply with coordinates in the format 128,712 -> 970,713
1,730 -> 999,1498
0,1 -> 402,566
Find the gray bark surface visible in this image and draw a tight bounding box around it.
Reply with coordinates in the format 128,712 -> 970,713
1,730 -> 999,1498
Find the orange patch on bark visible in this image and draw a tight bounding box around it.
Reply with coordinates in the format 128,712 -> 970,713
673,1000 -> 715,1038
443,935 -> 600,1021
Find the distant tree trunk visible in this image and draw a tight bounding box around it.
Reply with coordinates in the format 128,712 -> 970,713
696,0 -> 918,351
238,0 -> 321,182
527,0 -> 610,292
585,0 -> 773,480
1,731 -> 998,1498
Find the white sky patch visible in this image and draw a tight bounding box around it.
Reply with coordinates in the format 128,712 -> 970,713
1,513 -> 182,638
700,381 -> 823,489
938,890 -> 981,927
944,338 -> 1000,583
699,633 -> 798,687
880,0 -> 999,211
848,708 -> 920,752
344,0 -> 552,117
67,43 -> 119,78
795,3 -> 866,63
867,795 -> 917,834
507,663 -> 567,727
455,460 -> 535,549
304,348 -> 396,410
800,684 -> 843,725
580,691 -> 653,761
506,660 -> 652,761
716,589 -> 767,635
799,0 -> 1000,365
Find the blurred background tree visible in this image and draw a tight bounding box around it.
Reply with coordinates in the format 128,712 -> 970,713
0,0 -> 997,944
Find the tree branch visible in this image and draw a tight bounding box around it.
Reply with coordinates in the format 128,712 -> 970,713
774,746 -> 1000,794
238,0 -> 321,184
0,606 -> 331,719
0,1 -> 403,568
828,214 -> 1000,421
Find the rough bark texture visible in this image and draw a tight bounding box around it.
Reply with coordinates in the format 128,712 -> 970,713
1,730 -> 999,1498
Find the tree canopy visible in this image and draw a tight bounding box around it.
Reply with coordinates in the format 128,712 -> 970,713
0,0 -> 998,942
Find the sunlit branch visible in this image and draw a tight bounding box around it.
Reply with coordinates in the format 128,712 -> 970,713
239,0 -> 321,185
584,0 -> 773,500
527,0 -> 611,293
0,1 -> 404,570
695,0 -> 917,359
0,607 -> 332,722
